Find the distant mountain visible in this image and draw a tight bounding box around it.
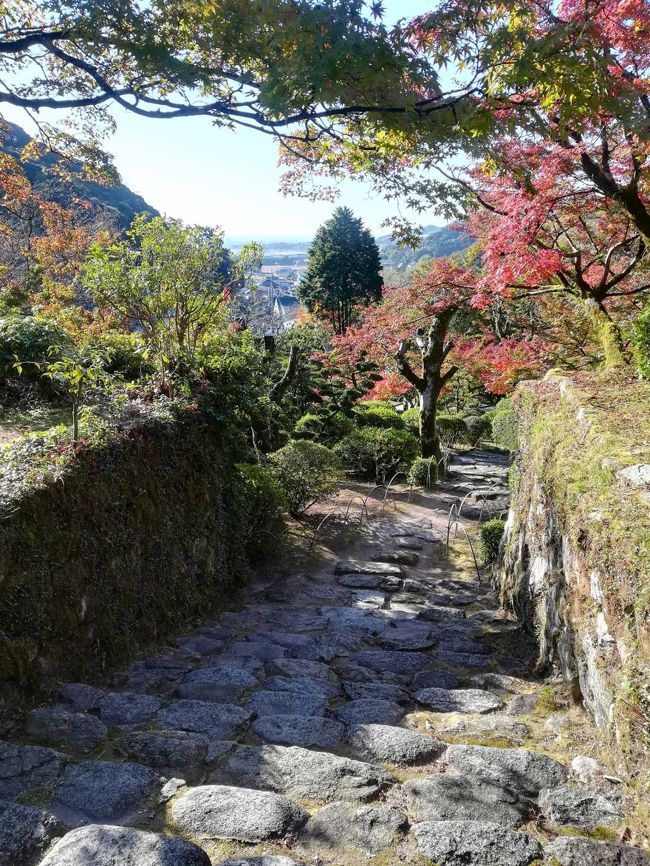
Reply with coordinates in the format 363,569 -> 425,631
230,224 -> 473,269
378,225 -> 473,269
0,119 -> 158,230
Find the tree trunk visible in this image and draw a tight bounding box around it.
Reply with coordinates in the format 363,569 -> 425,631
270,345 -> 300,403
419,383 -> 442,463
585,300 -> 633,367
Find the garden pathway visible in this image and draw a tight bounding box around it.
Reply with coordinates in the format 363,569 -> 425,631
1,452 -> 647,866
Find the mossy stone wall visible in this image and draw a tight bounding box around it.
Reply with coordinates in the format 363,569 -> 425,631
497,371 -> 650,765
0,416 -> 252,707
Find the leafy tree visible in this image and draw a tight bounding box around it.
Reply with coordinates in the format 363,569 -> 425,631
332,259 -> 542,461
84,215 -> 261,382
0,0 -> 432,172
298,207 -> 383,334
268,440 -> 341,517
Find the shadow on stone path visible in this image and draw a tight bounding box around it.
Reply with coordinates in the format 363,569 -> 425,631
0,451 -> 647,866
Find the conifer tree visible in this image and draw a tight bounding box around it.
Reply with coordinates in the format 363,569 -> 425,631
298,207 -> 382,334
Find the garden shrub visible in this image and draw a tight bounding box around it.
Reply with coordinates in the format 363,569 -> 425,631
491,398 -> 520,451
237,462 -> 287,561
464,414 -> 492,447
0,315 -> 69,380
354,400 -> 404,429
437,414 -> 469,447
268,440 -> 341,516
402,406 -> 420,436
334,427 -> 419,482
633,304 -> 650,379
479,518 -> 506,565
293,410 -> 354,446
100,332 -> 155,380
409,456 -> 438,488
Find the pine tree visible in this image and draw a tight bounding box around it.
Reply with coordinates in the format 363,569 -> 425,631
298,207 -> 383,334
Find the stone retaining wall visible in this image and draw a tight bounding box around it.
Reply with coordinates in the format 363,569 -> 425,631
0,416 -> 254,709
496,371 -> 650,763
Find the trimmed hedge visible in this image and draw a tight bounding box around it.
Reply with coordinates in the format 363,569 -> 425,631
491,398 -> 520,451
354,401 -> 404,429
334,427 -> 418,482
409,456 -> 438,488
479,518 -> 505,565
0,415 -> 279,702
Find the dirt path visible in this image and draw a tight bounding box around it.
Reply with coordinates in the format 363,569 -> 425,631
0,451 -> 646,866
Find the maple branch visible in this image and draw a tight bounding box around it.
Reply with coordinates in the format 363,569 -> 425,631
395,340 -> 425,392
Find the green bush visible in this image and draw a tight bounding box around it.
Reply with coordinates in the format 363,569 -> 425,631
491,398 -> 519,451
409,456 -> 438,488
437,414 -> 469,447
268,440 -> 341,516
99,332 -> 155,380
479,518 -> 506,565
0,315 -> 70,379
334,427 -> 419,482
402,406 -> 420,436
464,414 -> 492,447
633,304 -> 650,379
354,400 -> 404,429
236,462 -> 287,561
293,410 -> 354,446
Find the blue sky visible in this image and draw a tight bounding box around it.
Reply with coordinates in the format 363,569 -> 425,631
2,0 -> 435,240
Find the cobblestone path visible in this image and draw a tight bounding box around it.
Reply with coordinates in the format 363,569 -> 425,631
1,454 -> 647,866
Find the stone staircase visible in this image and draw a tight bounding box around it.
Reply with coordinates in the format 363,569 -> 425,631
1,456 -> 647,866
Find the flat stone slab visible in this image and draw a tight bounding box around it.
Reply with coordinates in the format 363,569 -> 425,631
248,689 -> 328,718
380,623 -> 438,651
225,640 -> 287,661
122,731 -> 229,778
412,670 -> 460,690
538,784 -> 625,828
413,819 -> 542,866
0,740 -> 65,799
51,760 -> 161,826
323,606 -> 387,634
335,698 -> 404,728
263,675 -> 340,701
269,658 -> 333,680
444,745 -> 569,797
252,715 -> 345,748
59,682 -> 104,711
419,605 -> 467,621
544,837 -> 650,865
124,657 -> 192,693
0,802 -> 60,866
336,573 -> 401,590
210,655 -> 266,679
404,775 -> 529,827
356,650 -> 428,676
349,589 -> 386,608
98,692 -> 161,727
170,784 -> 307,842
177,667 -> 258,703
416,688 -> 503,714
470,673 -> 530,693
177,635 -> 224,655
371,549 -> 419,566
302,800 -> 407,855
395,538 -> 423,550
26,706 -> 108,753
39,825 -> 210,866
435,650 -> 493,669
335,560 -> 403,577
347,724 -> 446,765
156,699 -> 251,739
220,859 -> 301,866
334,662 -> 402,685
342,681 -> 409,703
435,715 -> 531,746
218,744 -> 394,802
